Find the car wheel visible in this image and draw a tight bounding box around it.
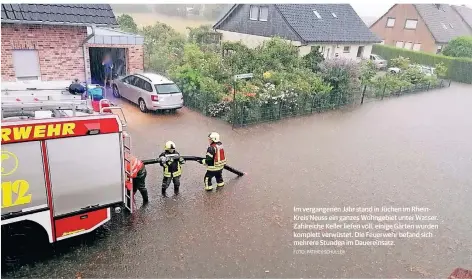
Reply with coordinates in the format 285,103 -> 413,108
138,98 -> 148,113
112,84 -> 120,98
390,70 -> 396,74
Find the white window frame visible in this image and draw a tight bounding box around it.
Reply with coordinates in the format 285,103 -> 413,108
249,5 -> 259,21
313,10 -> 322,19
404,42 -> 413,50
386,17 -> 395,27
413,43 -> 421,51
12,49 -> 41,81
259,6 -> 269,21
395,41 -> 404,48
343,46 -> 351,53
405,19 -> 418,29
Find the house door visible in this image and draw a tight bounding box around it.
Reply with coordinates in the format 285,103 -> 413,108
357,46 -> 365,58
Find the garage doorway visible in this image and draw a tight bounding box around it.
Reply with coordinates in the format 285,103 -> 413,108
89,47 -> 127,85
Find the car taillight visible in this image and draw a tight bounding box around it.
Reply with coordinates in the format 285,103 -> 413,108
151,95 -> 158,101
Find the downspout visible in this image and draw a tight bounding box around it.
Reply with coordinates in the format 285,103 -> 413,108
80,25 -> 96,86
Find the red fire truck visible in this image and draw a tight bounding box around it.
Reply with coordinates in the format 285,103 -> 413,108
1,82 -> 134,257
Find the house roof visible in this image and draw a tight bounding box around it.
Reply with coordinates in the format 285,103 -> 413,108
414,4 -> 472,43
452,5 -> 472,30
1,4 -> 117,26
213,4 -> 380,44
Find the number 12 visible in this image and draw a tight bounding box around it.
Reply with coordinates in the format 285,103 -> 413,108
1,180 -> 32,208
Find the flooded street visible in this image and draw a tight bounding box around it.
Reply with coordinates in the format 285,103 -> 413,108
3,83 -> 472,278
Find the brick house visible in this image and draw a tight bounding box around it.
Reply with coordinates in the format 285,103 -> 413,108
213,4 -> 380,60
370,4 -> 472,54
1,4 -> 144,83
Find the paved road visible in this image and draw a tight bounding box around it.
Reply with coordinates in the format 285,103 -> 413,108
3,83 -> 472,278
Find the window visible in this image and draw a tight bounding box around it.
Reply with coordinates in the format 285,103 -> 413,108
404,42 -> 413,50
441,22 -> 448,30
395,41 -> 404,48
12,50 -> 41,81
142,80 -> 153,92
405,19 -> 418,29
357,46 -> 364,58
313,10 -> 322,19
332,12 -> 337,18
437,45 -> 443,54
449,23 -> 454,29
259,6 -> 269,21
250,5 -> 268,21
249,5 -> 259,20
343,46 -> 350,53
122,75 -> 138,86
386,18 -> 395,27
413,43 -> 421,51
155,83 -> 181,94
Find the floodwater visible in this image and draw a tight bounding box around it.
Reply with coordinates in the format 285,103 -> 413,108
3,83 -> 472,278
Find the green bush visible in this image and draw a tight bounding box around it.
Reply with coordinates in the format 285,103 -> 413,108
372,44 -> 472,83
442,36 -> 472,58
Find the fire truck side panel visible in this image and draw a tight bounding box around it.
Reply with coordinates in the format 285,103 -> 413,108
55,208 -> 110,241
1,141 -> 48,215
46,133 -> 124,217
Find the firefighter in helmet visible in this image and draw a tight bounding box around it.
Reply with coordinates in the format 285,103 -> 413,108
125,154 -> 149,203
201,132 -> 227,191
159,141 -> 185,196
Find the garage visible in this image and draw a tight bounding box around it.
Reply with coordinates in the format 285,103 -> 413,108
85,27 -> 144,86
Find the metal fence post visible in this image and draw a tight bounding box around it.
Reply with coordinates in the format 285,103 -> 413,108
381,83 -> 387,100
361,85 -> 367,105
449,79 -> 452,87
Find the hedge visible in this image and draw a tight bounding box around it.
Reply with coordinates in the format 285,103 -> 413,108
372,44 -> 472,84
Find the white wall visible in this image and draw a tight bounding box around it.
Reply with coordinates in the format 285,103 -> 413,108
217,30 -> 373,60
300,43 -> 373,60
217,30 -> 302,48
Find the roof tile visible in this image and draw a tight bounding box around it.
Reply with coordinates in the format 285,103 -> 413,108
0,3 -> 117,25
275,4 -> 380,43
414,4 -> 472,43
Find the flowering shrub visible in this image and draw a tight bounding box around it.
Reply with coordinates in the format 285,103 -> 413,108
207,101 -> 231,117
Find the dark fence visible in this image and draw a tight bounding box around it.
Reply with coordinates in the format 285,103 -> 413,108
183,79 -> 450,127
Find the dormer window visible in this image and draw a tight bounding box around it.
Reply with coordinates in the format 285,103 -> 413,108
250,5 -> 269,21
313,10 -> 322,19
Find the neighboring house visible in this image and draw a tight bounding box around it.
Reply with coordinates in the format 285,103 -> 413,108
213,4 -> 380,60
1,4 -> 144,83
370,4 -> 472,54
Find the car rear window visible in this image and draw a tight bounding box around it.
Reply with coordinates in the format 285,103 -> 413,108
155,83 -> 181,94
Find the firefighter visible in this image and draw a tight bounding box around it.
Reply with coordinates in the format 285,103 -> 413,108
201,132 -> 227,191
159,141 -> 185,196
125,153 -> 149,203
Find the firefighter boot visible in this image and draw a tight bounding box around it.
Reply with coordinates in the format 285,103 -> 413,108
140,189 -> 149,203
174,186 -> 179,195
161,188 -> 167,197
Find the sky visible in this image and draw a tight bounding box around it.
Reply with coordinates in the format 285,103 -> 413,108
350,1 -> 395,17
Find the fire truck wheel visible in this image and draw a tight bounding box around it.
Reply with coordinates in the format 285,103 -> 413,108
1,221 -> 50,267
138,98 -> 148,113
112,84 -> 121,98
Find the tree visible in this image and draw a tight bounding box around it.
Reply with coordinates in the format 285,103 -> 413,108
116,14 -> 138,33
442,36 -> 472,58
302,46 -> 325,72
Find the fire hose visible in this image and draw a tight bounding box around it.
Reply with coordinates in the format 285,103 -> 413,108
142,155 -> 245,177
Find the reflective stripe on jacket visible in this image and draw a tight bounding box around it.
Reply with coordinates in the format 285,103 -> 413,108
159,151 -> 185,177
204,142 -> 226,171
125,154 -> 144,179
